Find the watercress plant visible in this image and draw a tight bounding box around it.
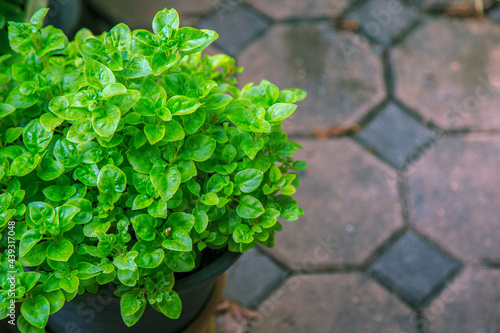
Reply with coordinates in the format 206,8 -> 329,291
0,7 -> 307,332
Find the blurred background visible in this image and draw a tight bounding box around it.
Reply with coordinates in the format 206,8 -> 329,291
2,0 -> 500,332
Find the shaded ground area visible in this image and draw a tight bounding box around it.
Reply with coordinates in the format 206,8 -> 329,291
65,0 -> 500,332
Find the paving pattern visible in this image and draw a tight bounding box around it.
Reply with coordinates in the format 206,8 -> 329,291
71,0 -> 500,332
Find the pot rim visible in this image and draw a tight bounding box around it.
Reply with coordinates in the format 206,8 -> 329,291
173,249 -> 241,292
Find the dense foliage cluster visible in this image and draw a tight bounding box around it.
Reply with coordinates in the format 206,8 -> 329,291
0,8 -> 306,331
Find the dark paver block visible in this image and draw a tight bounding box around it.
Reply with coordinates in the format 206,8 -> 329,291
357,102 -> 435,168
251,274 -> 416,333
426,267 -> 500,332
198,5 -> 269,56
261,139 -> 403,269
347,0 -> 420,45
392,18 -> 500,130
238,23 -> 386,134
224,248 -> 288,309
244,0 -> 349,20
407,135 -> 500,263
369,231 -> 460,307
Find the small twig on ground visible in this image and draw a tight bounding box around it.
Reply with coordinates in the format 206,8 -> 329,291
336,20 -> 359,32
313,124 -> 362,139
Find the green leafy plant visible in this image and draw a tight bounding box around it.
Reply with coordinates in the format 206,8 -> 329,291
0,7 -> 307,332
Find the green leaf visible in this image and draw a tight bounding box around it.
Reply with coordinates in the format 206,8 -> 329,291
67,118 -> 96,143
97,165 -> 127,194
193,207 -> 208,233
122,303 -> 145,327
19,229 -> 43,257
144,124 -> 165,144
156,106 -> 172,121
23,119 -> 53,154
42,185 -> 75,202
0,103 -> 16,119
166,95 -> 201,115
17,315 -> 45,333
132,194 -> 153,210
106,23 -> 132,51
185,134 -> 216,162
162,120 -> 185,142
241,137 -> 265,160
85,58 -> 115,89
113,251 -> 138,271
8,152 -> 41,177
236,195 -> 265,219
29,202 -> 55,226
166,212 -> 195,232
30,8 -> 49,27
133,97 -> 155,116
162,230 -> 192,252
19,243 -> 48,267
126,144 -> 160,174
47,239 -> 74,261
153,8 -> 179,39
54,139 -> 80,168
175,159 -> 197,183
199,192 -> 218,206
37,156 -> 64,181
120,292 -> 144,317
150,166 -> 181,202
156,290 -> 182,319
234,169 -> 263,193
177,27 -> 215,54
92,105 -> 121,137
164,251 -> 195,272
20,295 -> 50,329
266,103 -> 297,122
233,224 -> 254,244
40,113 -> 64,132
59,276 -> 79,293
131,214 -> 156,241
147,200 -> 168,219
205,93 -> 232,109
133,242 -> 164,269
5,127 -> 24,143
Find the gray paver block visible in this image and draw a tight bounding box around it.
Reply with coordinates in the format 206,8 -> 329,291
244,0 -> 349,20
425,267 -> 500,333
347,0 -> 420,45
369,231 -> 460,307
250,274 -> 416,333
357,102 -> 436,168
407,135 -> 500,263
224,248 -> 288,309
198,5 -> 269,56
392,18 -> 500,130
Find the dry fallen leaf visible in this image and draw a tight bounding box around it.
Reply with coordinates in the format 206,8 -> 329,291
337,20 -> 359,32
216,299 -> 257,333
313,124 -> 362,139
445,4 -> 480,17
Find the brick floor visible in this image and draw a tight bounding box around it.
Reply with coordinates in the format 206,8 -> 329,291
392,18 -> 500,130
407,135 -> 500,264
244,0 -> 349,20
8,2 -> 500,333
250,274 -> 416,333
261,139 -> 403,269
238,23 -> 386,134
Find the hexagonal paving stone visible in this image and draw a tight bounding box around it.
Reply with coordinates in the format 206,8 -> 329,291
198,5 -> 269,56
413,0 -> 494,11
392,18 -> 500,130
347,0 -> 420,45
238,23 -> 386,134
250,274 -> 416,333
425,266 -> 500,333
357,102 -> 436,168
244,0 -> 349,20
87,0 -> 214,29
407,135 -> 500,263
369,231 -> 460,308
224,248 -> 288,309
261,139 -> 403,270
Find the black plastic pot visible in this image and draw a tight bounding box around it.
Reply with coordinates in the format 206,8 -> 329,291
46,250 -> 241,333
